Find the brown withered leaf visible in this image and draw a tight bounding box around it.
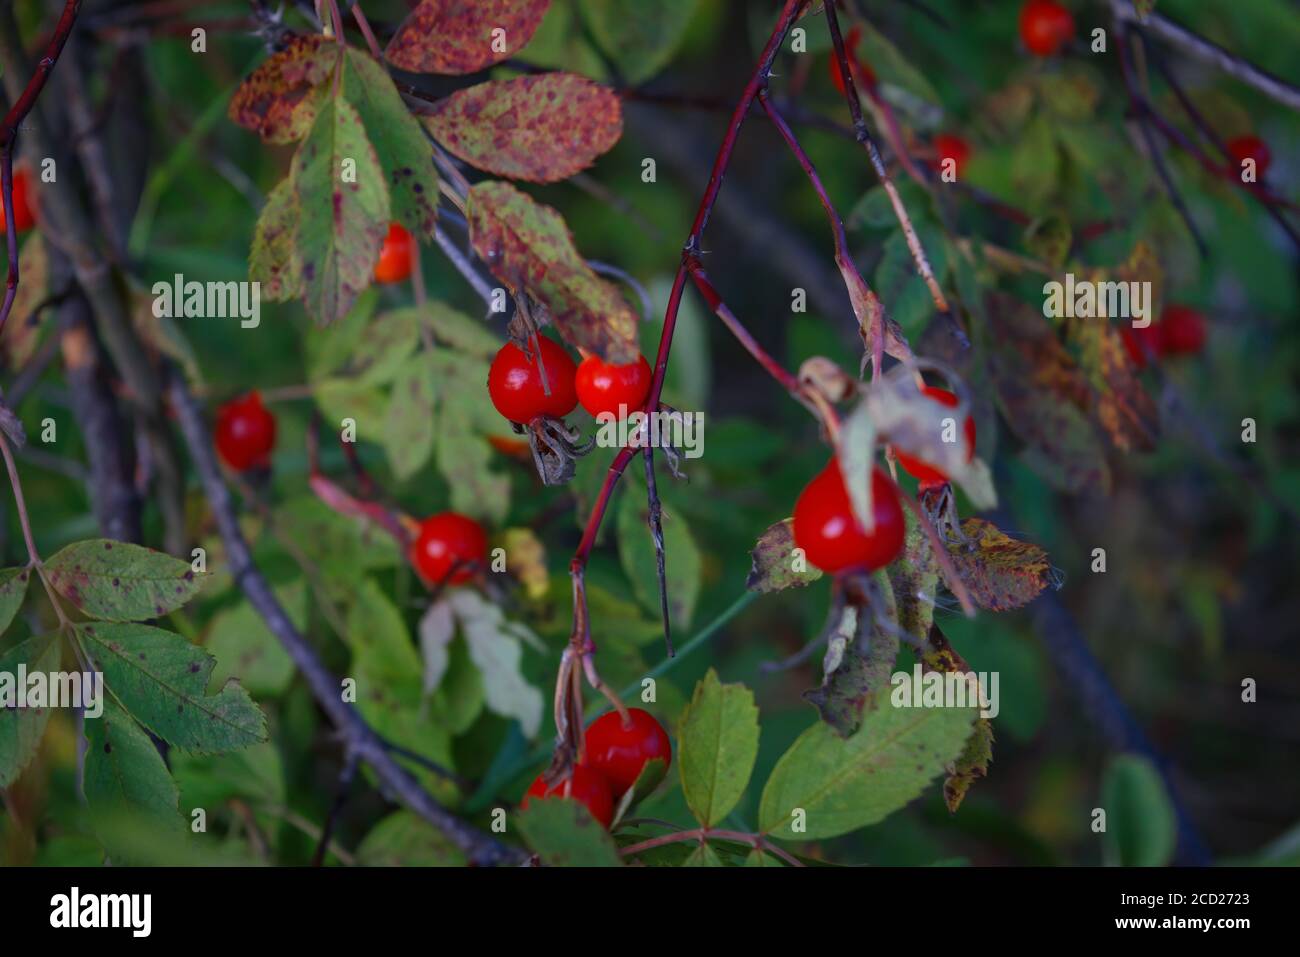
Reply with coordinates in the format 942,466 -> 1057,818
425,73 -> 621,184
987,293 -> 1111,494
386,0 -> 551,75
923,625 -> 992,813
946,518 -> 1052,612
229,35 -> 335,144
805,573 -> 899,738
746,519 -> 822,593
467,180 -> 638,361
1078,320 -> 1159,453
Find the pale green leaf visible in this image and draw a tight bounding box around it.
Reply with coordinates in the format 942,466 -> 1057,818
679,669 -> 759,828
0,633 -> 60,787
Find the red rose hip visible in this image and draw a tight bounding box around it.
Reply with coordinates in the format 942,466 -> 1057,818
1157,305 -> 1207,356
575,354 -> 653,419
523,764 -> 615,829
1019,0 -> 1075,57
373,222 -> 413,284
584,707 -> 672,798
214,391 -> 277,472
487,338 -> 579,424
410,512 -> 488,586
893,385 -> 976,486
1226,135 -> 1271,179
0,167 -> 36,234
792,458 -> 905,574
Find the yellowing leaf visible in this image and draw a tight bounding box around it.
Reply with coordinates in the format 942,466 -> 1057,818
228,35 -> 335,144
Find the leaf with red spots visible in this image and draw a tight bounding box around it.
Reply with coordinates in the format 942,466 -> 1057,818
342,49 -> 440,239
228,34 -> 336,144
0,634 -> 60,787
467,180 -> 638,361
292,94 -> 390,325
44,539 -> 205,622
386,0 -> 551,75
945,518 -> 1054,612
78,623 -> 268,754
249,176 -> 302,301
424,73 -> 622,183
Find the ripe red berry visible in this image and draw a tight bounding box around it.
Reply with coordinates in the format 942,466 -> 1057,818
584,707 -> 672,798
487,337 -> 579,424
792,458 -> 905,574
409,512 -> 488,587
1226,135 -> 1271,179
1,167 -> 36,234
373,222 -> 414,284
214,391 -> 276,472
893,386 -> 977,487
1019,0 -> 1075,57
575,354 -> 653,419
1157,305 -> 1207,356
828,25 -> 876,95
523,764 -> 614,828
930,133 -> 971,179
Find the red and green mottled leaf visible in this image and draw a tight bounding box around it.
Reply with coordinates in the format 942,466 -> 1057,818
249,176 -> 302,301
424,73 -> 621,184
292,94 -> 390,326
467,180 -> 638,361
746,519 -> 822,593
44,539 -> 204,622
228,35 -> 335,144
386,0 -> 551,75
342,49 -> 440,239
946,518 -> 1053,612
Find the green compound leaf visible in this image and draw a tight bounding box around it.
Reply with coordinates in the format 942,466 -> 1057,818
0,633 -> 61,787
759,692 -> 976,840
678,669 -> 760,828
515,797 -> 623,867
44,539 -> 203,622
78,622 -> 267,753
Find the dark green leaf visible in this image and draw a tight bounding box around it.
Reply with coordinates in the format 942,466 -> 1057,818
45,539 -> 203,622
678,669 -> 759,828
0,566 -> 31,637
515,797 -> 623,867
0,633 -> 60,787
1102,754 -> 1176,866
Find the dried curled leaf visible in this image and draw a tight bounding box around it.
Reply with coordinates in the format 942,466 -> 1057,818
922,625 -> 992,813
467,180 -> 638,361
425,73 -> 622,183
386,0 -> 551,75
804,574 -> 899,738
228,35 -> 335,144
946,518 -> 1052,612
746,519 -> 822,593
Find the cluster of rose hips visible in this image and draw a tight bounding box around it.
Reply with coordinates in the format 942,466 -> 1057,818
522,707 -> 672,828
1121,305 -> 1207,370
487,336 -> 653,425
791,385 -> 976,575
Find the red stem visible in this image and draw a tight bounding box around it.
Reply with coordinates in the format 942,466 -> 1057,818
568,0 -> 809,581
0,0 -> 82,342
